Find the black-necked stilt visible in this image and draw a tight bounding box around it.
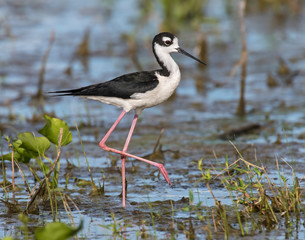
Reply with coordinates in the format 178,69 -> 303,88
50,32 -> 206,207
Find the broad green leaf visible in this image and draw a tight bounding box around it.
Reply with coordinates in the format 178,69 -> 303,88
13,139 -> 35,163
0,139 -> 33,163
0,132 -> 50,164
35,220 -> 83,240
0,151 -> 31,164
18,132 -> 50,156
38,115 -> 72,146
0,151 -> 23,162
0,152 -> 13,161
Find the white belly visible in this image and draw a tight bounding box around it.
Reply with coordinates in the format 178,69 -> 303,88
86,71 -> 181,114
128,72 -> 181,111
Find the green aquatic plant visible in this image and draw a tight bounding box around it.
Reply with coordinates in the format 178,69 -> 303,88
200,142 -> 304,237
1,115 -> 73,221
1,115 -> 72,164
39,115 -> 73,147
1,133 -> 50,164
179,138 -> 305,239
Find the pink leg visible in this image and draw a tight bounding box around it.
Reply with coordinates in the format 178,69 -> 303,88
120,114 -> 138,207
99,110 -> 172,206
99,110 -> 127,146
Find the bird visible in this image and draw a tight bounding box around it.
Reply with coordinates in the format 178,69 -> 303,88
50,32 -> 206,207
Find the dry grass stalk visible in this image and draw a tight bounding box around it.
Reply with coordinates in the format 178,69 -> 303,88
62,194 -> 76,226
153,128 -> 165,153
14,161 -> 31,193
36,31 -> 55,99
76,28 -> 90,56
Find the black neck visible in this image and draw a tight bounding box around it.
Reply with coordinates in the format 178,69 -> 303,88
152,45 -> 170,77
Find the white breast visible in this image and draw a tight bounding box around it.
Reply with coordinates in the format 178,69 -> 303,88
129,70 -> 181,109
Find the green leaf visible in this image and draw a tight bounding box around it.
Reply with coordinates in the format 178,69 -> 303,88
1,131 -> 51,164
18,132 -> 50,156
0,153 -> 10,161
14,139 -> 37,163
182,206 -> 191,211
0,139 -> 33,163
0,151 -> 28,163
35,220 -> 83,240
76,179 -> 92,187
189,188 -> 194,205
280,175 -> 287,183
38,115 -> 73,146
238,178 -> 246,189
201,169 -> 211,182
197,158 -> 203,171
253,168 -> 263,177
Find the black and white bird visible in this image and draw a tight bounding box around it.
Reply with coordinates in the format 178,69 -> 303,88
51,32 -> 206,207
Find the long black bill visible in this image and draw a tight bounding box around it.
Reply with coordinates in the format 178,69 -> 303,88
177,48 -> 207,65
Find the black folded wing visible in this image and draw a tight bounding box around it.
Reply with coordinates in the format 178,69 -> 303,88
50,71 -> 159,99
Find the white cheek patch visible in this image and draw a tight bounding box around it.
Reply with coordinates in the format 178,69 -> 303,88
162,36 -> 172,42
172,38 -> 179,48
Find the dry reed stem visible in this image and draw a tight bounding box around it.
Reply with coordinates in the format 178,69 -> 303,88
63,193 -> 80,212
229,141 -> 263,170
228,0 -> 248,116
213,158 -> 242,180
62,194 -> 76,226
60,193 -> 82,228
76,28 -> 90,56
11,145 -> 15,190
206,181 -> 219,205
14,161 -> 31,193
212,149 -> 218,160
229,0 -> 247,78
211,209 -> 217,232
36,31 -> 55,99
152,128 -> 165,154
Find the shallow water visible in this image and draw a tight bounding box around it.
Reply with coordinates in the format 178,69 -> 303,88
1,0 -> 305,239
